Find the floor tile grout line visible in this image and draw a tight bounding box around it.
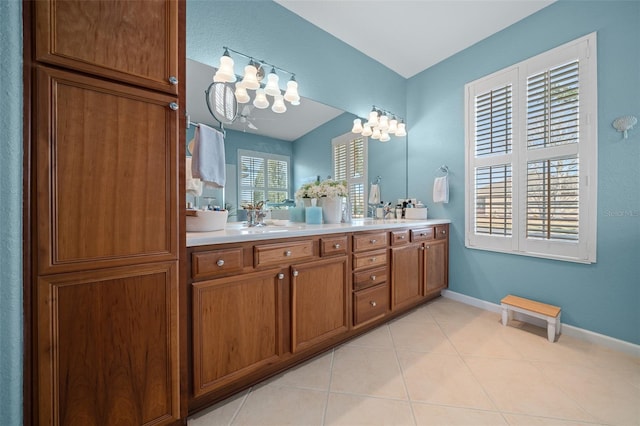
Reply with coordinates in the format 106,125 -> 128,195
320,348 -> 336,426
227,386 -> 251,426
388,323 -> 419,426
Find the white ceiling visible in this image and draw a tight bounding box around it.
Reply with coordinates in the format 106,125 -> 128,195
275,0 -> 555,78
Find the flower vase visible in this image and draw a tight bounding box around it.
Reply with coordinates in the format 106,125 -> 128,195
318,196 -> 343,224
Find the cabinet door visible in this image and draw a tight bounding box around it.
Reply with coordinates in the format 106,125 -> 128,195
36,262 -> 180,425
291,257 -> 349,353
35,0 -> 179,94
192,269 -> 284,397
424,241 -> 448,295
391,244 -> 423,310
36,66 -> 179,274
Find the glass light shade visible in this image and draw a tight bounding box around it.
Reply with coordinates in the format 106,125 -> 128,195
253,88 -> 269,109
264,69 -> 281,96
271,94 -> 287,113
371,127 -> 381,140
379,131 -> 391,142
284,79 -> 299,103
351,118 -> 363,133
361,123 -> 373,137
378,115 -> 389,132
290,98 -> 301,106
213,55 -> 236,83
234,83 -> 250,104
241,65 -> 260,90
388,118 -> 398,134
368,110 -> 379,127
395,122 -> 407,137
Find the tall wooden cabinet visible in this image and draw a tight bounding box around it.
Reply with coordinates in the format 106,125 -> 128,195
27,1 -> 185,424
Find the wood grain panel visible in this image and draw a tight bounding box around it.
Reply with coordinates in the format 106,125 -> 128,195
35,0 -> 178,94
191,248 -> 244,280
36,66 -> 178,273
352,249 -> 387,270
390,244 -> 423,310
291,257 -> 349,353
192,269 -> 283,397
353,231 -> 388,252
354,283 -> 389,325
37,262 -> 180,425
254,240 -> 314,267
425,241 -> 448,295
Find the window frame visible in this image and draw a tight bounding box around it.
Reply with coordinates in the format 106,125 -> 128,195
464,32 -> 598,263
237,149 -> 291,207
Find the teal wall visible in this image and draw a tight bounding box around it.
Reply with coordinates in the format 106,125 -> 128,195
406,0 -> 640,344
0,0 -> 23,424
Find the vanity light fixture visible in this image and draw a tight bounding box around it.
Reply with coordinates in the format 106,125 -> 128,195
212,46 -> 301,110
351,106 -> 407,141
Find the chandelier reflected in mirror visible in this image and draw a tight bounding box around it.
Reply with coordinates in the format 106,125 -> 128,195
351,106 -> 406,142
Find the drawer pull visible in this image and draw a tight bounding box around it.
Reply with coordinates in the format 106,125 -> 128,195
278,273 -> 284,280
370,275 -> 377,281
370,239 -> 377,244
370,301 -> 377,307
216,259 -> 225,267
369,257 -> 377,262
334,243 -> 341,249
399,235 -> 406,239
426,245 -> 430,249
292,270 -> 299,277
284,250 -> 292,257
168,76 -> 178,85
420,233 -> 426,236
420,246 -> 425,251
441,230 -> 447,235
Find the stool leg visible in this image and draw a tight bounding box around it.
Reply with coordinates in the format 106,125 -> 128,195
501,305 -> 508,326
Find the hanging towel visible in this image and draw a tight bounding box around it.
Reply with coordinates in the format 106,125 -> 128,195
368,184 -> 380,204
191,124 -> 226,188
185,156 -> 203,196
433,176 -> 449,203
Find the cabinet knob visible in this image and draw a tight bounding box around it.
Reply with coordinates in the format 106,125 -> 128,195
420,246 -> 425,251
292,270 -> 299,277
399,235 -> 406,239
216,259 -> 225,267
426,245 -> 430,249
441,229 -> 446,235
169,102 -> 179,111
369,257 -> 377,262
278,273 -> 284,280
420,233 -> 425,236
168,76 -> 178,85
370,275 -> 376,281
370,301 -> 377,307
284,250 -> 292,257
370,239 -> 377,244
333,243 -> 341,249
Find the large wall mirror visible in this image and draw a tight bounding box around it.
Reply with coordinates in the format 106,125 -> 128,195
185,1 -> 408,221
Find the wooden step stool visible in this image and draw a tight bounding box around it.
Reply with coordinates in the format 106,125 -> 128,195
501,295 -> 561,342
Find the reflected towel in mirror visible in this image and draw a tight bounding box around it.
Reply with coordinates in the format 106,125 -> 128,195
191,124 -> 226,188
186,156 -> 203,196
368,184 -> 380,204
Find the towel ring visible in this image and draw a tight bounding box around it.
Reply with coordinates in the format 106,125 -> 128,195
437,165 -> 449,176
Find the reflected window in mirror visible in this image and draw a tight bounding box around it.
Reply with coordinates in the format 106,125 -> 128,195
238,149 -> 290,207
333,133 -> 368,218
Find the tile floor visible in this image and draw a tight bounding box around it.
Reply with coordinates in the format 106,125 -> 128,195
188,297 -> 639,426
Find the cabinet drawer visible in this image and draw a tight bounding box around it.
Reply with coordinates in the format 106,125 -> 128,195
435,225 -> 448,240
192,248 -> 244,280
411,227 -> 435,242
254,240 -> 314,267
354,283 -> 389,325
353,232 -> 388,252
321,235 -> 348,257
391,230 -> 410,245
353,249 -> 387,270
353,266 -> 387,291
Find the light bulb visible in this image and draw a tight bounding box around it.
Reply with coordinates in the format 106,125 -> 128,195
379,131 -> 391,142
234,83 -> 250,103
352,118 -> 363,133
395,122 -> 407,137
371,127 -> 381,140
284,77 -> 300,103
213,50 -> 236,83
379,115 -> 389,132
271,94 -> 287,113
253,88 -> 269,109
264,68 -> 281,96
368,109 -> 379,127
361,123 -> 373,137
241,64 -> 260,90
388,117 -> 398,134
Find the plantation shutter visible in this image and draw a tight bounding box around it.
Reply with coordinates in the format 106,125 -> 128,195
333,134 -> 367,218
238,150 -> 289,206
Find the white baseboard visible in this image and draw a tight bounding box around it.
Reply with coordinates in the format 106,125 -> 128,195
441,290 -> 640,357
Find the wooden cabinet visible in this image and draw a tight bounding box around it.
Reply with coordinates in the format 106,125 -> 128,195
390,243 -> 423,310
291,257 -> 349,352
34,0 -> 179,94
191,269 -> 284,397
27,1 -> 184,424
424,225 -> 449,296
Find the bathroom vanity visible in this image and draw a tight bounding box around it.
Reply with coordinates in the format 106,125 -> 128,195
186,219 -> 449,412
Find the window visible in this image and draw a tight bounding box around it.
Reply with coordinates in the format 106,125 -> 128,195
465,33 -> 597,263
238,149 -> 290,206
332,133 -> 368,218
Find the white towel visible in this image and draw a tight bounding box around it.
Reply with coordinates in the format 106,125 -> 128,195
185,156 -> 203,196
369,184 -> 380,204
433,176 -> 449,203
191,124 -> 226,188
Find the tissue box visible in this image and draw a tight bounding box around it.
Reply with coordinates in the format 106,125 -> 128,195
186,210 -> 228,232
404,208 -> 428,220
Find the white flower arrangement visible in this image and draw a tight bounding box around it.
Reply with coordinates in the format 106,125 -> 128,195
295,179 -> 348,199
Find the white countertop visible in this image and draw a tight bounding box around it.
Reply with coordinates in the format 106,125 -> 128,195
187,218 -> 451,247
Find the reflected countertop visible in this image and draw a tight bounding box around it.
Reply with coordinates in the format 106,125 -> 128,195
186,218 -> 451,247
